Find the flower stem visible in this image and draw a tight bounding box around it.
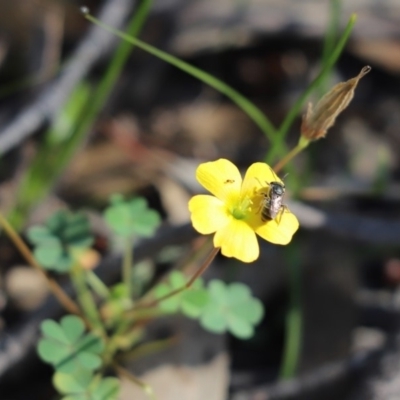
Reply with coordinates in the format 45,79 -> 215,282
70,265 -> 106,336
134,246 -> 220,310
123,237 -> 134,299
0,211 -> 81,315
266,13 -> 357,164
279,249 -> 303,379
82,9 -> 289,158
273,139 -> 309,174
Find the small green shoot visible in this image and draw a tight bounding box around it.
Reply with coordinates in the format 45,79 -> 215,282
200,280 -> 264,339
38,315 -> 104,373
27,210 -> 93,272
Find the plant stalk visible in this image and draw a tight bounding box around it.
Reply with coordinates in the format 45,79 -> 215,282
71,265 -> 106,336
0,211 -> 81,315
134,246 -> 220,310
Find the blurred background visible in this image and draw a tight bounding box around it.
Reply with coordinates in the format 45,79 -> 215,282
1,0 -> 400,399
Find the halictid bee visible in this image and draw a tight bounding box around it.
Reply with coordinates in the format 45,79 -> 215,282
256,170 -> 287,222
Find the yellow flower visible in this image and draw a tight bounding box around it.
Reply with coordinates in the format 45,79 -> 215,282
188,159 -> 299,263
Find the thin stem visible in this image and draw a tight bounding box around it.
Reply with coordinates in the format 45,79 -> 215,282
86,270 -> 110,299
119,336 -> 178,363
174,236 -> 212,272
273,140 -> 309,174
134,246 -> 220,310
113,363 -> 157,400
266,13 -> 357,164
123,237 -> 133,299
70,265 -> 106,336
279,248 -> 302,379
321,0 -> 342,75
0,211 -> 80,315
82,10 -> 287,155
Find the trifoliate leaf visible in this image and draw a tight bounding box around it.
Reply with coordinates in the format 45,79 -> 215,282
199,280 -> 264,339
38,315 -> 104,373
153,271 -> 209,318
27,210 -> 94,273
104,195 -> 161,238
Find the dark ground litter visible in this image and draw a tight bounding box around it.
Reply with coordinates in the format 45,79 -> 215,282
1,0 -> 400,399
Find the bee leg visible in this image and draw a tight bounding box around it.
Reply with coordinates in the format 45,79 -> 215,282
276,204 -> 288,224
255,193 -> 269,215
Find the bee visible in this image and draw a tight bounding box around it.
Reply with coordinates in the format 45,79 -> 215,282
256,170 -> 287,222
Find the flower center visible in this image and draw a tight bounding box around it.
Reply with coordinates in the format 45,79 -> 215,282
231,196 -> 252,220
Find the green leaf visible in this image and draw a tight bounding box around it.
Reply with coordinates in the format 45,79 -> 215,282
234,298 -> 264,324
27,210 -> 94,273
227,283 -> 252,303
199,280 -> 264,339
34,240 -> 63,268
153,283 -> 180,313
54,371 -> 120,400
38,315 -> 104,373
226,315 -> 254,339
91,377 -> 120,400
208,280 -> 228,304
60,315 -> 86,343
153,271 -> 209,318
200,307 -> 227,333
41,319 -> 71,344
104,195 -> 161,239
181,289 -> 210,318
54,370 -> 93,394
26,226 -> 53,244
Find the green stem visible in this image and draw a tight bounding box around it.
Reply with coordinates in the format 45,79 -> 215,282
273,139 -> 309,174
123,238 -> 134,299
321,0 -> 342,72
133,246 -> 220,310
266,13 -> 357,164
279,249 -> 302,379
120,336 -> 178,362
82,9 -> 287,155
86,270 -> 110,299
54,0 -> 154,173
0,211 -> 81,315
71,265 -> 106,336
9,1 -> 153,230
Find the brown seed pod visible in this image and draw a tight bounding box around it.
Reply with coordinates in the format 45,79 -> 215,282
301,66 -> 371,141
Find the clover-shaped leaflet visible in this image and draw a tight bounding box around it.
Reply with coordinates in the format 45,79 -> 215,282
37,315 -> 104,373
154,271 -> 209,318
200,280 -> 264,339
104,195 -> 161,238
27,210 -> 94,272
54,369 -> 120,400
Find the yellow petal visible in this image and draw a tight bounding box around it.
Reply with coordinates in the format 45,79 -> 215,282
196,159 -> 242,202
254,209 -> 299,245
241,162 -> 282,197
214,218 -> 259,263
188,195 -> 230,234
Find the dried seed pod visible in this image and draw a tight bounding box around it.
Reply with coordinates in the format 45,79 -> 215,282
301,66 -> 371,141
